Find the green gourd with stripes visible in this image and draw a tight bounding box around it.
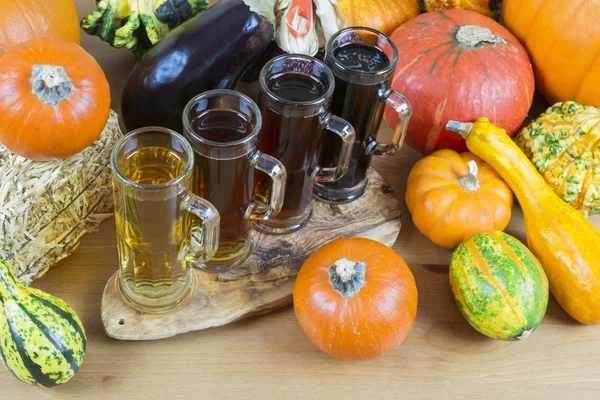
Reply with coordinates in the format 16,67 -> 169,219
450,231 -> 549,341
0,261 -> 86,387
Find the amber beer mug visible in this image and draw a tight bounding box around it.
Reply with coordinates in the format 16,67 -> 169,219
183,90 -> 287,271
315,27 -> 413,204
111,127 -> 220,313
256,54 -> 356,234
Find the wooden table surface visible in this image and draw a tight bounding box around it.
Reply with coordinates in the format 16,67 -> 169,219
2,2 -> 600,399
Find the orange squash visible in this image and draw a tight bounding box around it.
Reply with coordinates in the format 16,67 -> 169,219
420,0 -> 500,19
503,0 -> 600,107
0,37 -> 110,161
406,149 -> 513,249
0,0 -> 80,57
447,118 -> 600,324
293,238 -> 418,360
337,0 -> 420,36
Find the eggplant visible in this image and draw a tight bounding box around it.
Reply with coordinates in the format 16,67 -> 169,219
121,0 -> 275,132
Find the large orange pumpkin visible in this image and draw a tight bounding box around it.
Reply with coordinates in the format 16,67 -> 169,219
503,0 -> 600,108
384,10 -> 534,154
0,0 -> 80,57
293,238 -> 418,360
0,37 -> 110,161
337,0 -> 420,36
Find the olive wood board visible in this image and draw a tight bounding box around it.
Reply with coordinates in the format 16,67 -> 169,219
101,170 -> 401,340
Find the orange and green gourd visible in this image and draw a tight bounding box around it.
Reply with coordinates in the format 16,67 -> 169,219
450,231 -> 549,341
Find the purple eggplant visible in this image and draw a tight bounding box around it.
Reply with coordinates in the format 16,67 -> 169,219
121,0 -> 274,132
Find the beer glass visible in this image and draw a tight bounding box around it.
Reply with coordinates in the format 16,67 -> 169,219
111,127 -> 220,313
183,90 -> 287,271
255,54 -> 356,234
315,27 -> 412,204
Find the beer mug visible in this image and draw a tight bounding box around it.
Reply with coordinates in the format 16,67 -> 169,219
255,54 -> 356,234
183,90 -> 287,272
111,127 -> 220,313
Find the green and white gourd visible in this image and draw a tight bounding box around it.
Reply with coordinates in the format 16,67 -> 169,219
0,261 -> 86,387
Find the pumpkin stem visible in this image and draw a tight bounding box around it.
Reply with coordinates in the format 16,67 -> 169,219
328,258 -> 366,299
31,64 -> 75,106
455,25 -> 505,48
458,160 -> 481,192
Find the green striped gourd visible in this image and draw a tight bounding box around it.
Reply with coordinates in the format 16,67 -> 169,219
450,231 -> 549,341
0,261 -> 86,387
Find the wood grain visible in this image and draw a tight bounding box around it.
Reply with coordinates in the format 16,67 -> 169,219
1,1 -> 600,399
101,170 -> 401,340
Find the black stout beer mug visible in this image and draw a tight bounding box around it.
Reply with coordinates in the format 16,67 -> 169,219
255,54 -> 355,234
315,27 -> 412,204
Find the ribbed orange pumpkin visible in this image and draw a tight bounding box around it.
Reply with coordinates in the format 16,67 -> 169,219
0,37 -> 110,161
420,0 -> 501,19
406,149 -> 513,249
337,0 -> 420,35
0,0 -> 80,57
503,0 -> 600,107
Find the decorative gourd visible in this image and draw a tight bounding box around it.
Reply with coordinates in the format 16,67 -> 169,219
0,261 -> 86,387
384,10 -> 534,154
450,231 -> 549,340
406,149 -> 513,249
336,0 -> 419,36
81,0 -> 209,58
514,101 -> 600,217
420,0 -> 501,19
0,0 -> 80,57
503,0 -> 600,108
293,238 -> 418,360
0,37 -> 111,161
447,118 -> 600,324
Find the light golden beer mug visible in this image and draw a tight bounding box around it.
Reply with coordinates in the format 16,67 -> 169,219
111,127 -> 220,313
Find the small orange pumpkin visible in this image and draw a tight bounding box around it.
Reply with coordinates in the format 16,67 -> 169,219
0,37 -> 110,161
0,0 -> 80,57
293,238 -> 418,360
337,0 -> 420,36
406,149 -> 513,249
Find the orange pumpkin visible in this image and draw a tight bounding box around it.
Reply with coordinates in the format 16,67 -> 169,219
0,37 -> 111,161
420,0 -> 500,19
337,0 -> 420,36
293,238 -> 418,360
0,0 -> 80,57
503,0 -> 600,107
406,149 -> 513,249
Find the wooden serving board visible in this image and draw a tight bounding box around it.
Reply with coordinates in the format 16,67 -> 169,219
101,170 -> 401,340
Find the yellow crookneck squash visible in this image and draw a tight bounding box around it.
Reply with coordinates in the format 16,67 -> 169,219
447,118 -> 600,324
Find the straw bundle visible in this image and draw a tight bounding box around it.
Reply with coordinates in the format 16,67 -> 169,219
0,111 -> 122,284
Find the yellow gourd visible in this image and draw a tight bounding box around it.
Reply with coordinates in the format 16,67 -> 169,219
447,118 -> 600,324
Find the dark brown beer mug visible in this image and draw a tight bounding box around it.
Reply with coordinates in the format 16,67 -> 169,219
183,90 -> 287,271
315,27 -> 412,204
255,54 -> 356,234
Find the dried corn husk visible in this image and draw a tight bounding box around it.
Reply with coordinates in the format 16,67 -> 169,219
0,110 -> 122,284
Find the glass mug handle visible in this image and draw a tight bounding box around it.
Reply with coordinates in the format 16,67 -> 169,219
315,113 -> 356,182
180,193 -> 220,264
367,88 -> 413,156
247,151 -> 287,220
